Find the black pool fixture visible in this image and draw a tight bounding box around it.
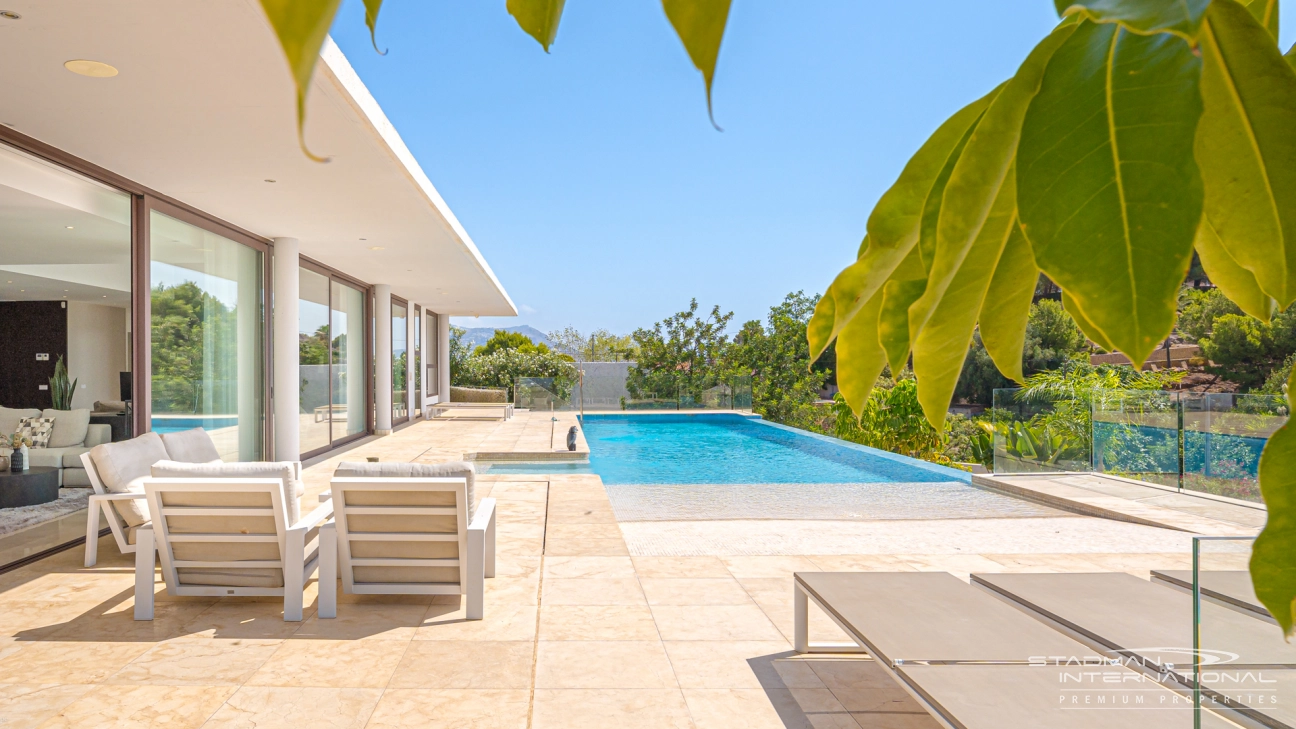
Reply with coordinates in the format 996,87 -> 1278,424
567,426 -> 578,451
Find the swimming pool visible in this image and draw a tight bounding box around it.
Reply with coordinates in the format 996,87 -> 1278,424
150,416 -> 239,434
487,413 -> 1057,521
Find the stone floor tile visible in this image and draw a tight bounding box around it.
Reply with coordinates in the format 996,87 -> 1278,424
894,554 -> 1005,578
418,601 -> 538,641
543,538 -> 630,556
640,578 -> 754,606
0,601 -> 122,642
683,688 -> 812,729
980,553 -> 1109,573
175,603 -> 310,640
830,687 -> 922,713
0,572 -> 135,604
0,641 -> 151,684
105,639 -> 281,685
0,684 -> 93,729
721,556 -> 821,580
544,523 -> 624,539
538,604 -> 660,641
536,640 -> 677,689
807,714 -> 864,728
847,712 -> 940,728
805,556 -> 918,573
365,689 -> 530,728
632,556 -> 737,579
245,639 -> 406,688
291,604 -> 428,641
532,688 -> 695,729
663,641 -> 792,689
200,686 -> 382,728
805,659 -> 900,692
542,577 -> 646,606
34,684 -> 233,728
542,556 -> 636,579
651,604 -> 784,641
389,641 -> 533,689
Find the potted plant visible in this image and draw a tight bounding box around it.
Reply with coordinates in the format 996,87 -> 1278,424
49,355 -> 77,411
9,433 -> 31,472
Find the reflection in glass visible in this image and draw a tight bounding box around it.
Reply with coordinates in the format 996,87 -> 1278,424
414,307 -> 422,417
392,302 -> 408,423
426,312 -> 439,397
150,211 -> 263,461
298,267 -> 331,455
332,280 -> 366,441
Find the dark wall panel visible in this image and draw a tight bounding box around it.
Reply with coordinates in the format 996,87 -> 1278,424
0,302 -> 68,410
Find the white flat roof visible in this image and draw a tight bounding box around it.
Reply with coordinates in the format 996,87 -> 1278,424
0,0 -> 515,316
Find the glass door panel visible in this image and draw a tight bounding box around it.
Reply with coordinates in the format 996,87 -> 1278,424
331,280 -> 366,442
414,305 -> 422,418
150,210 -> 263,461
426,312 -> 439,398
392,301 -> 408,423
298,267 -> 331,455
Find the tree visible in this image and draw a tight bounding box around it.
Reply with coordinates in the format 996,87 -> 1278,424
548,327 -> 637,362
151,282 -> 239,414
474,329 -> 550,357
1200,309 -> 1296,390
955,300 -> 1090,404
627,299 -> 735,403
1178,287 -> 1244,342
448,326 -> 471,385
453,348 -> 577,401
299,325 -> 329,366
725,292 -> 829,431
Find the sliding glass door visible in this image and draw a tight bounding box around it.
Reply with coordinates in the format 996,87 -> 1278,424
426,311 -> 439,399
298,261 -> 367,459
413,305 -> 422,418
332,279 -> 366,444
392,299 -> 408,425
150,208 -> 264,461
298,267 -> 331,455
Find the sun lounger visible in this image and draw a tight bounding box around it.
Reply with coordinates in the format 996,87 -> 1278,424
972,572 -> 1296,728
1152,569 -> 1272,621
426,402 -> 514,421
794,572 -> 1223,728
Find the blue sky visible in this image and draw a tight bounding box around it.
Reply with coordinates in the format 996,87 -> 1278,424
331,1 -> 1296,338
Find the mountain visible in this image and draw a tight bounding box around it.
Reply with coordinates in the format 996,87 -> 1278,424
457,325 -> 552,348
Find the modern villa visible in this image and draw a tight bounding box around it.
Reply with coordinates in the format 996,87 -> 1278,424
0,4 -> 1288,729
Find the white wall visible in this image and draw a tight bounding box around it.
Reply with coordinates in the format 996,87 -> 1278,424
67,301 -> 128,409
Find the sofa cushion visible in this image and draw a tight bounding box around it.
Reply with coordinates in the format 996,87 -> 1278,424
89,432 -> 169,527
149,460 -> 303,526
43,408 -> 90,448
62,467 -> 91,488
334,461 -> 475,517
160,428 -> 222,464
0,407 -> 41,437
26,446 -> 87,469
18,417 -> 55,448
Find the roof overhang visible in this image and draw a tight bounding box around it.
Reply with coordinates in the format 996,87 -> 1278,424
0,0 -> 515,316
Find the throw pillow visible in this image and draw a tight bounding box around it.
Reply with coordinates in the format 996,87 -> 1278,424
18,417 -> 55,449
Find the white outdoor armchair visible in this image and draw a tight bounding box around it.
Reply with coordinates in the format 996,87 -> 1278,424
133,477 -> 332,622
318,472 -> 496,620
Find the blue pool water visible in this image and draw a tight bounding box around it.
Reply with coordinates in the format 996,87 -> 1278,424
484,414 -> 1055,521
150,416 -> 239,434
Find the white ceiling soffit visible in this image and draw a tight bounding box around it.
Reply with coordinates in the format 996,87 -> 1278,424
0,0 -> 516,317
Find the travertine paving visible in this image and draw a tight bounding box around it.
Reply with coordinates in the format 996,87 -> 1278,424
0,417 -> 1225,728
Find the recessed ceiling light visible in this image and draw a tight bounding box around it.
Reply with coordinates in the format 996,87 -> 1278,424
359,238 -> 367,241
63,290 -> 69,292
65,226 -> 74,230
368,246 -> 385,251
5,281 -> 10,284
0,11 -> 20,20
102,295 -> 107,298
64,59 -> 118,78
264,179 -> 276,183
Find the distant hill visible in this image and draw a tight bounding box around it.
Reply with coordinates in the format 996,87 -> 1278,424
458,325 -> 552,349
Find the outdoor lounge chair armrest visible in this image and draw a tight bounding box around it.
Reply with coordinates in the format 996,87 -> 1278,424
88,492 -> 148,501
292,498 -> 334,530
468,497 -> 497,580
468,497 -> 496,532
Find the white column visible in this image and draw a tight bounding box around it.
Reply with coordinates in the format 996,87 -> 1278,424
374,284 -> 392,435
406,301 -> 416,419
438,313 -> 451,401
271,238 -> 300,461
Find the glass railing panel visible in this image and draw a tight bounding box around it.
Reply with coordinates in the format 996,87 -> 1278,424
514,376 -> 576,411
1180,393 -> 1286,503
990,387 -> 1091,474
1091,388 -> 1181,487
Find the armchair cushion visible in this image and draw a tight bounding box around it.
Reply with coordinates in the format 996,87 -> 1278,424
88,432 -> 169,527
150,460 -> 303,525
43,408 -> 90,448
333,461 -> 475,517
160,428 -> 222,464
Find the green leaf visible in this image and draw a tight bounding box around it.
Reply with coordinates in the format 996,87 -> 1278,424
1196,0 -> 1296,308
508,0 -> 566,51
979,224 -> 1039,384
913,173 -> 1018,429
877,249 -> 928,373
257,0 -> 342,162
1054,0 -> 1211,40
662,0 -> 733,128
1018,21 -> 1203,369
1252,365 -> 1296,636
1241,0 -> 1280,40
806,91 -> 998,362
1194,218 -> 1276,321
835,290 -> 888,417
1061,291 -> 1116,353
363,0 -> 385,53
1288,43 -> 1296,70
909,25 -> 1077,342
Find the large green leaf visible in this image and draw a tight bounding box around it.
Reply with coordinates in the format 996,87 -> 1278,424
913,173 -> 1018,429
1018,21 -> 1203,369
1196,0 -> 1296,308
877,249 -> 929,373
363,0 -> 385,53
1252,365 -> 1296,636
662,0 -> 732,127
1194,218 -> 1276,321
1053,0 -> 1211,40
908,25 -> 1077,343
1061,290 -> 1117,353
257,0 -> 343,162
1241,0 -> 1280,40
835,290 -> 889,416
807,92 -> 997,361
1288,43 -> 1296,70
979,224 -> 1039,384
508,0 -> 566,51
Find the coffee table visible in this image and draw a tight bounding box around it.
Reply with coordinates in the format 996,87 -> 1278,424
0,466 -> 60,508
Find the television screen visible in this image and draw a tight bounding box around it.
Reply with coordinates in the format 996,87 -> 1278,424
120,372 -> 132,401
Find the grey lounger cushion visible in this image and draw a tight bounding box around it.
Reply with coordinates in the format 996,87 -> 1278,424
334,461 -> 475,517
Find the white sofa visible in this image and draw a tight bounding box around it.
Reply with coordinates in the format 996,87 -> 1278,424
81,428 -> 304,566
0,406 -> 111,487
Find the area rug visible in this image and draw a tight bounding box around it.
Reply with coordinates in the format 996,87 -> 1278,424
0,488 -> 91,537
